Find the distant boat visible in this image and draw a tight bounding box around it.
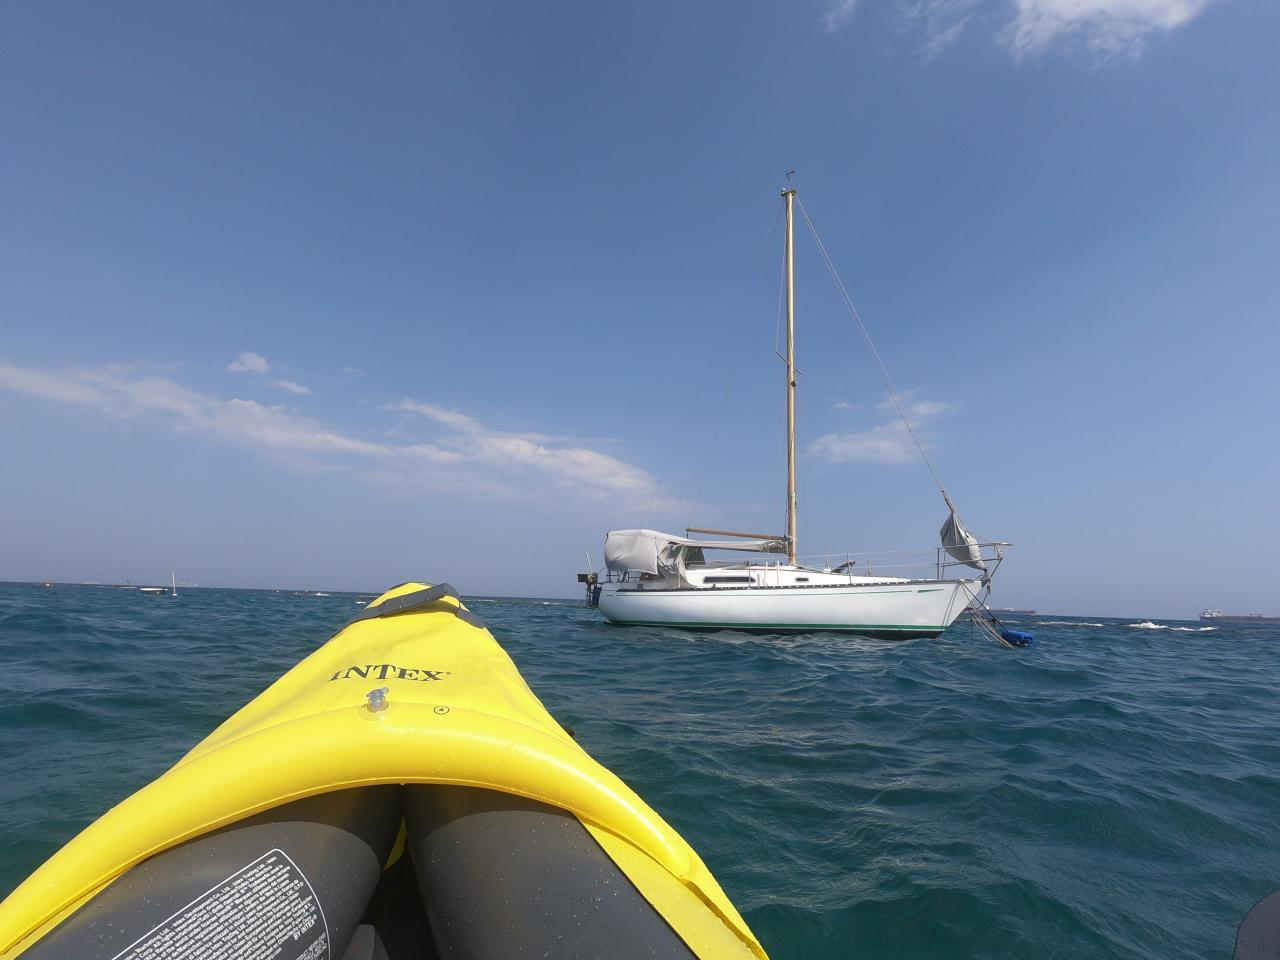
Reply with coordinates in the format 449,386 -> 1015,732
138,587 -> 166,594
1199,609 -> 1280,625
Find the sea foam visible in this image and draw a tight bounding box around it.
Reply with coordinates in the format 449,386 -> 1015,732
1127,621 -> 1217,632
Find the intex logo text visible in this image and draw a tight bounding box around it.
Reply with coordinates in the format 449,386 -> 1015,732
328,664 -> 450,682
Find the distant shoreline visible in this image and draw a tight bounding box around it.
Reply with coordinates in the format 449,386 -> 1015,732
0,580 -> 579,604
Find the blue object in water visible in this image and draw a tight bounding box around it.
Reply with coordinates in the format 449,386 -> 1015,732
1000,628 -> 1035,647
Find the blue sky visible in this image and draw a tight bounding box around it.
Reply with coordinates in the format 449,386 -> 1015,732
1,0 -> 1276,618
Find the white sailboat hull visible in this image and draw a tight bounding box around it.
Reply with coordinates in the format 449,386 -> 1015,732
597,579 -> 977,638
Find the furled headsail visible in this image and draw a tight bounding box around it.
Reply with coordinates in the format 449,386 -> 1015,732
939,493 -> 987,574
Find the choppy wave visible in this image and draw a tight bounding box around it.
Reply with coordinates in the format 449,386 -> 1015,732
1036,620 -> 1105,627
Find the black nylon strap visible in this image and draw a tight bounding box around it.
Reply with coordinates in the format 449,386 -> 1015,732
343,583 -> 487,630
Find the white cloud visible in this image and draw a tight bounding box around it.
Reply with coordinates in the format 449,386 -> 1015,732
898,0 -> 982,59
0,360 -> 656,505
1005,0 -> 1213,58
0,362 -> 112,406
384,399 -> 483,434
921,14 -> 973,56
227,352 -> 270,374
884,394 -> 948,419
833,400 -> 852,411
823,0 -> 860,31
810,422 -> 923,463
56,368 -> 391,463
390,399 -> 655,500
809,391 -> 948,464
271,378 -> 312,396
226,353 -> 312,398
822,0 -> 1216,58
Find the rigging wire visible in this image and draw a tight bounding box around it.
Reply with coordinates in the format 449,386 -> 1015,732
794,195 -> 950,502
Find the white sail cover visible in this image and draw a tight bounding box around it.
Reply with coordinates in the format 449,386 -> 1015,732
939,501 -> 987,573
604,529 -> 786,576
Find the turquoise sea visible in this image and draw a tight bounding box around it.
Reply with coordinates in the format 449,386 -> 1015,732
0,582 -> 1276,959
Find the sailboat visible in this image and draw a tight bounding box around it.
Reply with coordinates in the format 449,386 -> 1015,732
140,573 -> 179,597
590,184 -> 1008,639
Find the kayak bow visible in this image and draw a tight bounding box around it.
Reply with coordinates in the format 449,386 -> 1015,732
0,582 -> 766,960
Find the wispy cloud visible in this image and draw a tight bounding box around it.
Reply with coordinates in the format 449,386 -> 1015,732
823,0 -> 1217,59
227,352 -> 311,398
898,0 -> 982,59
1004,0 -> 1214,59
386,399 -> 655,501
823,0 -> 860,31
0,362 -> 115,406
271,378 -> 312,396
0,360 -> 656,505
809,391 -> 948,464
385,399 -> 484,434
227,351 -> 270,374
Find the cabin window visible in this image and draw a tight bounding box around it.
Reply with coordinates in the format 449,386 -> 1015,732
795,577 -> 809,582
704,575 -> 753,584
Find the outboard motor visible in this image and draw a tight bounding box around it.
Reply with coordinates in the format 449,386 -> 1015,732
577,571 -> 599,607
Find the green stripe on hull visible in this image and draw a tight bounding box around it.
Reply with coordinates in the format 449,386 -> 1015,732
603,618 -> 946,638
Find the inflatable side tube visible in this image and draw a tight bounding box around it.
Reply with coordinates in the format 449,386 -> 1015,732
1235,889 -> 1280,959
21,786 -> 402,960
404,785 -> 696,960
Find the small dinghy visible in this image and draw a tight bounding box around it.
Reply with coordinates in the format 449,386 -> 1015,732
0,583 -> 767,960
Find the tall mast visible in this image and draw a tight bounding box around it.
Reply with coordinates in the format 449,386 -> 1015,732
783,185 -> 798,565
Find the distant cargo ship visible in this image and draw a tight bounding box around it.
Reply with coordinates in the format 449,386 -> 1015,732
1199,609 -> 1280,625
965,604 -> 1035,616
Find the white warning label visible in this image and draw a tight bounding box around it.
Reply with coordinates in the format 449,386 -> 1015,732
111,848 -> 330,960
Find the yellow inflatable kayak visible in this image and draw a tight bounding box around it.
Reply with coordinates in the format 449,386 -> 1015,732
0,582 -> 767,960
